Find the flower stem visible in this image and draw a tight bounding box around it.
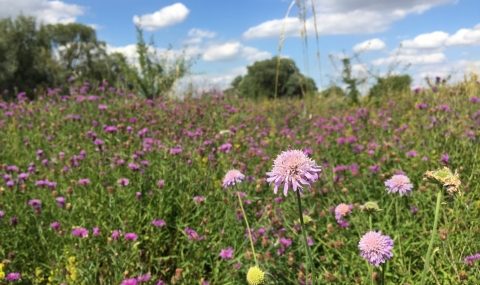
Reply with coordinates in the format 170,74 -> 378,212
420,191 -> 443,285
236,191 -> 258,266
368,215 -> 373,285
381,262 -> 386,285
296,190 -> 315,284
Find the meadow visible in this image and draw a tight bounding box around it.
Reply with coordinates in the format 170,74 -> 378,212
0,77 -> 480,284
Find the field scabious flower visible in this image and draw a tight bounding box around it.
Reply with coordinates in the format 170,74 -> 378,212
359,231 -> 394,266
246,266 -> 265,285
266,150 -> 321,196
334,203 -> 353,228
222,169 -> 245,188
71,227 -> 89,238
385,174 -> 413,196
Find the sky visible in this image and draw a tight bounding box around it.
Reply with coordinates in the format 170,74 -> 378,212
1,0 -> 479,91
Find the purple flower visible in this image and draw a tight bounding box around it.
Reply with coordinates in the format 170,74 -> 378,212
28,199 -> 42,210
266,150 -> 321,196
124,232 -> 138,241
193,195 -> 205,204
222,169 -> 245,188
72,227 -> 89,238
78,178 -> 91,185
50,221 -> 61,231
385,174 -> 413,196
169,146 -> 183,155
156,179 -> 165,188
121,278 -> 138,285
219,143 -> 233,153
93,227 -> 101,236
0,210 -> 4,219
219,247 -> 234,260
359,231 -> 394,266
334,203 -> 353,228
406,150 -> 418,158
464,252 -> 480,266
185,227 -> 203,241
128,163 -> 140,171
117,178 -> 129,187
111,230 -> 122,240
137,273 -> 151,282
440,153 -> 449,165
5,272 -> 21,281
152,219 -> 166,228
55,196 -> 66,208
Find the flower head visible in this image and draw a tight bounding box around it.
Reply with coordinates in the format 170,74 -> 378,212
219,247 -> 234,260
246,266 -> 265,285
266,150 -> 321,196
359,231 -> 394,266
424,167 -> 461,196
334,203 -> 353,228
385,174 -> 413,196
222,169 -> 245,188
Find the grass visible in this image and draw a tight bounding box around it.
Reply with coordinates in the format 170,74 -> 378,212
0,78 -> 479,284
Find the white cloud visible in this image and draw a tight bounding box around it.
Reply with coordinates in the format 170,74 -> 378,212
202,42 -> 242,61
0,0 -> 84,24
243,0 -> 454,39
353,38 -> 386,52
401,31 -> 449,49
133,3 -> 189,31
446,25 -> 480,46
373,51 -> 446,66
184,28 -> 216,45
202,41 -> 271,62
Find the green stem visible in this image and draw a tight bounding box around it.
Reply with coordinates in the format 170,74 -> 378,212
381,262 -> 386,285
368,215 -> 373,285
420,191 -> 443,285
236,191 -> 258,266
296,190 -> 315,284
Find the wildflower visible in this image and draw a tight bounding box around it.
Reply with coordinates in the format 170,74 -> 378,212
359,231 -> 394,266
156,179 -> 165,189
78,178 -> 91,186
0,263 -> 4,280
121,278 -> 138,285
55,197 -> 66,208
424,167 -> 461,196
266,149 -> 321,196
334,203 -> 353,228
169,146 -> 182,155
222,169 -> 245,188
219,247 -> 234,260
384,174 -> 413,196
464,252 -> 480,266
151,219 -> 166,228
124,233 -> 138,241
117,178 -> 129,187
28,199 -> 42,210
193,195 -> 205,204
246,266 -> 265,285
92,227 -> 101,236
137,273 -> 151,282
5,272 -> 21,281
50,221 -> 61,231
71,227 -> 89,238
185,227 -> 203,241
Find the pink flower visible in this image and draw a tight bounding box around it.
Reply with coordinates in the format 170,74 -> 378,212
359,231 -> 394,266
266,150 -> 321,196
385,174 -> 413,196
219,247 -> 234,260
222,169 -> 245,188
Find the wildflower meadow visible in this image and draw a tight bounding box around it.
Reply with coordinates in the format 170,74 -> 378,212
0,76 -> 480,284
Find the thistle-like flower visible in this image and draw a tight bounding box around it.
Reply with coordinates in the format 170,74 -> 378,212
359,231 -> 394,266
222,169 -> 245,188
266,150 -> 321,196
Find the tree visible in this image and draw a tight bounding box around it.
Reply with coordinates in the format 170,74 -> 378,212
341,57 -> 363,104
232,57 -> 317,99
368,74 -> 412,99
320,85 -> 345,98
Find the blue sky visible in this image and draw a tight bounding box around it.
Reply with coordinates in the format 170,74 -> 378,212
1,0 -> 479,91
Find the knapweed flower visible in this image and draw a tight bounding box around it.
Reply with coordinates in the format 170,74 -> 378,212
334,203 -> 353,228
124,233 -> 138,241
121,278 -> 138,285
246,266 -> 265,285
71,227 -> 89,238
222,169 -> 245,188
117,178 -> 129,187
219,247 -> 234,260
384,174 -> 413,196
151,219 -> 166,228
464,252 -> 480,266
359,231 -> 394,266
5,272 -> 21,281
266,149 -> 321,196
28,199 -> 42,210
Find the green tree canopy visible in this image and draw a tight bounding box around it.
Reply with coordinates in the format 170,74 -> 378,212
368,74 -> 412,99
231,57 -> 317,99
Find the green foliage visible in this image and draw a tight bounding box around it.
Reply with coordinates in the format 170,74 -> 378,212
128,27 -> 189,99
369,74 -> 412,99
232,57 -> 317,99
341,57 -> 363,104
320,85 -> 345,98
